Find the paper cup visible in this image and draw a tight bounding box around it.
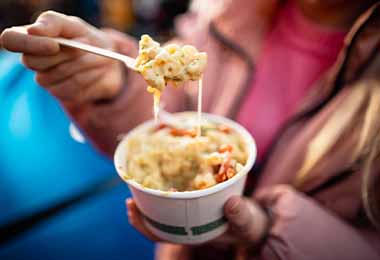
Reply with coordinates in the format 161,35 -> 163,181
114,112 -> 256,244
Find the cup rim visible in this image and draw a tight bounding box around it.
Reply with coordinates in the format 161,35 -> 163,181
114,112 -> 257,200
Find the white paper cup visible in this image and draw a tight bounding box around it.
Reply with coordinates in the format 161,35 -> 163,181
114,112 -> 256,244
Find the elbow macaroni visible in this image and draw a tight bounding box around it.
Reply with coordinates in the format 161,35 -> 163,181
126,119 -> 247,191
135,34 -> 208,92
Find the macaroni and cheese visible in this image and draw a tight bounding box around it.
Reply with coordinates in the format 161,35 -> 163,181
125,118 -> 247,191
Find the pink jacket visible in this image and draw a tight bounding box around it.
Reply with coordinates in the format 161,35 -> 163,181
65,1 -> 380,259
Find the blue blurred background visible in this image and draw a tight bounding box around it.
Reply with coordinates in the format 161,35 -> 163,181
0,1 -> 189,259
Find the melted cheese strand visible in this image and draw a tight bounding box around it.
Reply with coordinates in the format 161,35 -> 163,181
147,86 -> 161,123
197,78 -> 203,137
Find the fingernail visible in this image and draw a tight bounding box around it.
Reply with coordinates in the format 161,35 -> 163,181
126,198 -> 133,207
226,196 -> 241,216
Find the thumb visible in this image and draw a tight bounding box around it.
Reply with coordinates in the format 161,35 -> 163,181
27,11 -> 88,38
102,28 -> 138,56
224,196 -> 269,243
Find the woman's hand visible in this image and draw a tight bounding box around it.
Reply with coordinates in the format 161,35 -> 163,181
126,195 -> 270,245
0,11 -> 128,105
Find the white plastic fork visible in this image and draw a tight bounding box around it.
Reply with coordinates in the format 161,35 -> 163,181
11,26 -> 137,70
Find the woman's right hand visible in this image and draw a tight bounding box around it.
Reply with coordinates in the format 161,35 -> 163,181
126,195 -> 270,243
0,11 -> 129,105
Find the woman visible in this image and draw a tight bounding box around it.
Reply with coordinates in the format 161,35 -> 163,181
1,0 -> 380,259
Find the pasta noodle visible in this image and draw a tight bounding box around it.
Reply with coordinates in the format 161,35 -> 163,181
127,36 -> 226,192
197,78 -> 203,137
135,35 -> 207,123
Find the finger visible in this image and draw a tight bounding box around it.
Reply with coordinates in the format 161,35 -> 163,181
27,11 -> 90,38
45,66 -> 108,102
155,243 -> 189,260
126,199 -> 162,242
22,50 -> 78,71
102,28 -> 138,55
224,196 -> 264,243
210,229 -> 238,245
36,53 -> 110,85
82,62 -> 123,101
1,27 -> 59,55
254,185 -> 295,206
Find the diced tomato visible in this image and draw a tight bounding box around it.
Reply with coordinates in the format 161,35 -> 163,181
154,123 -> 169,132
218,157 -> 231,175
218,125 -> 231,134
170,128 -> 196,137
219,144 -> 233,153
187,129 -> 197,138
226,168 -> 236,179
215,173 -> 227,183
215,155 -> 235,183
170,128 -> 186,136
216,166 -> 235,183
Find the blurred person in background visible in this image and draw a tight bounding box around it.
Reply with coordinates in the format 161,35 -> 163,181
128,0 -> 190,39
1,0 -> 380,260
101,0 -> 135,33
0,0 -> 189,259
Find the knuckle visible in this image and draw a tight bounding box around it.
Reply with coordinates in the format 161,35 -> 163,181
42,40 -> 59,55
276,185 -> 296,196
35,74 -> 47,87
54,81 -> 76,101
68,15 -> 85,26
76,54 -> 92,67
275,186 -> 299,206
1,28 -> 11,42
39,10 -> 60,19
102,84 -> 117,99
21,36 -> 32,53
48,85 -> 62,99
21,55 -> 29,65
54,62 -> 70,76
22,55 -> 37,69
226,197 -> 244,217
72,73 -> 87,87
76,85 -> 91,103
1,30 -> 18,52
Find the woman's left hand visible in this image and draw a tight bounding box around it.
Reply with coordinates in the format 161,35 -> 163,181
126,195 -> 270,245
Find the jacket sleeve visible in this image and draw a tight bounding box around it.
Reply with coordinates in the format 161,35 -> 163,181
255,186 -> 380,260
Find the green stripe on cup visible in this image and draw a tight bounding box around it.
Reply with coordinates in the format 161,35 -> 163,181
190,217 -> 227,236
142,213 -> 227,236
143,214 -> 188,235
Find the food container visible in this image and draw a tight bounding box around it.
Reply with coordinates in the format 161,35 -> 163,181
114,112 -> 256,244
